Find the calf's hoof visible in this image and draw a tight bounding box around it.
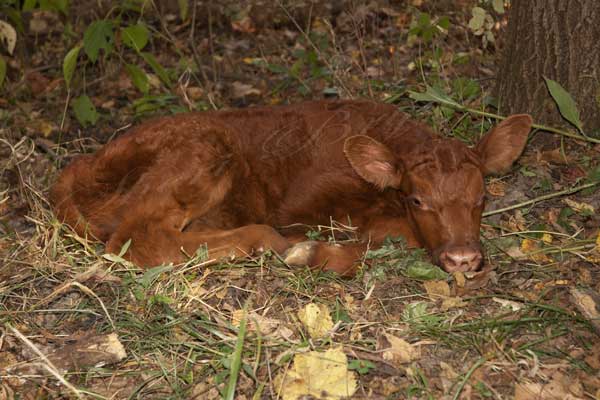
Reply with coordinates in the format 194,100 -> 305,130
283,241 -> 319,266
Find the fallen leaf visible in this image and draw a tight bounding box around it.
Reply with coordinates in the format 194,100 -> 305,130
29,17 -> 48,34
539,148 -> 569,164
487,180 -> 507,196
28,119 -> 56,137
541,233 -> 553,244
380,333 -> 420,366
506,245 -> 527,259
439,361 -> 459,393
461,266 -> 495,292
298,303 -> 333,339
587,230 -> 600,263
520,239 -> 552,263
147,73 -> 161,89
232,310 -> 284,336
27,71 -> 51,95
533,280 -> 570,291
441,296 -> 467,311
185,86 -> 203,100
343,294 -> 359,315
231,81 -> 261,98
564,198 -> 594,214
584,342 -> 600,370
492,297 -> 524,311
274,347 -> 357,400
570,288 -> 600,335
423,280 -> 450,298
515,372 -> 584,400
0,20 -> 17,55
366,66 -> 384,78
506,210 -> 527,231
453,271 -> 466,287
243,57 -> 261,64
231,15 -> 256,34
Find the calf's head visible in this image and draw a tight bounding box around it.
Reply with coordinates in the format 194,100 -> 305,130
344,115 -> 533,272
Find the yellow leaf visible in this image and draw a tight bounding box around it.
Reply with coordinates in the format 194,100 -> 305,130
586,230 -> 600,263
441,296 -> 467,311
563,198 -> 594,214
298,303 -> 333,339
520,239 -> 552,263
30,119 -> 56,137
541,233 -> 553,244
453,271 -> 466,287
274,347 -> 357,400
423,280 -> 450,298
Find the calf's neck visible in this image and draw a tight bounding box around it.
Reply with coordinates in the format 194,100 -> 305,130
50,100 -> 532,275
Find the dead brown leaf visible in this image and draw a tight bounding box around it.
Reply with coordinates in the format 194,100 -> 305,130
441,296 -> 467,311
231,14 -> 256,33
231,81 -> 261,99
379,333 -> 420,367
505,210 -> 527,232
487,180 -> 507,197
584,342 -> 600,370
539,148 -> 569,164
563,198 -> 595,214
515,372 -> 584,400
453,271 -> 466,287
423,280 -> 450,298
570,288 -> 600,335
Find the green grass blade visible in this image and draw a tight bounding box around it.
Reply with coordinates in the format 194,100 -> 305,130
224,309 -> 248,400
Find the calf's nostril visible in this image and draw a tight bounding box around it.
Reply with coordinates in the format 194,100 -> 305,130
439,249 -> 482,272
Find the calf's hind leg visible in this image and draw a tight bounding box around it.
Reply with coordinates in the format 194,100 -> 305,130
107,218 -> 291,267
102,128 -> 291,266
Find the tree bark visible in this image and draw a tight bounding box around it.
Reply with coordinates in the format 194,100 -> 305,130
496,0 -> 600,136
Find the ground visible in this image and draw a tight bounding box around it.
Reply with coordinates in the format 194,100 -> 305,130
1,1 -> 600,399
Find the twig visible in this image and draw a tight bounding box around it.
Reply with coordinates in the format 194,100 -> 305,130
461,107 -> 600,144
483,181 -> 599,217
6,323 -> 84,399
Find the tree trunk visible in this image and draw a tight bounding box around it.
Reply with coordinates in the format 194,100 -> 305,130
496,0 -> 600,136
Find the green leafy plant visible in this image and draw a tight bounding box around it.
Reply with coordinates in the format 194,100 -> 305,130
251,32 -> 332,96
468,0 -> 506,47
348,359 -> 376,375
544,77 -> 584,133
408,12 -> 450,44
60,3 -> 178,126
83,19 -> 114,62
364,236 -> 443,280
71,95 -> 98,126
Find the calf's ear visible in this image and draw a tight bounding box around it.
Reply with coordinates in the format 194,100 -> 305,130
475,114 -> 533,175
344,135 -> 403,190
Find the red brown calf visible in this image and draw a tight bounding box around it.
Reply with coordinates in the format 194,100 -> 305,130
50,100 -> 532,275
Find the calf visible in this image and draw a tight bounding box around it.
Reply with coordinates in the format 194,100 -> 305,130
50,100 -> 532,275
